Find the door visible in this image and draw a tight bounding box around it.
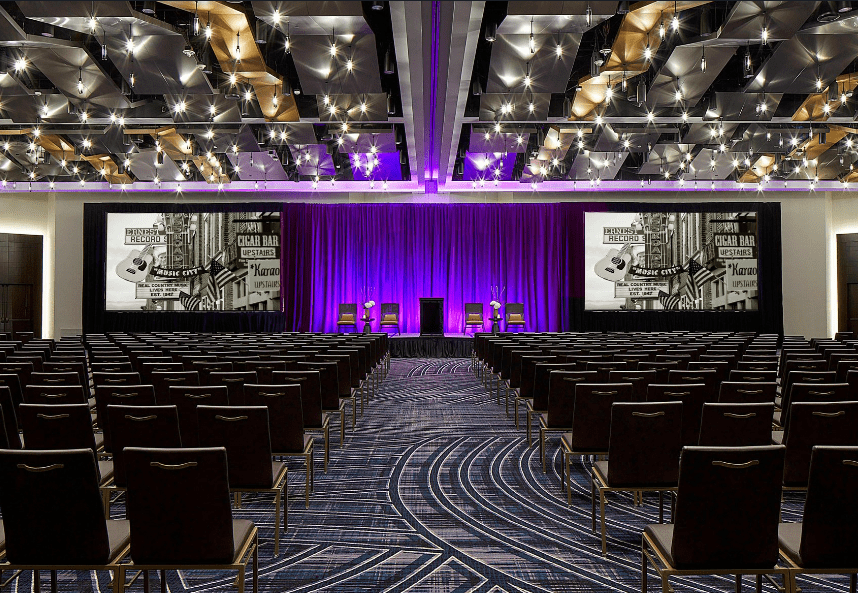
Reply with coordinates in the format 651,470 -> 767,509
847,283 -> 858,336
0,284 -> 34,336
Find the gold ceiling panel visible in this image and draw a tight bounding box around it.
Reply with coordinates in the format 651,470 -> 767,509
160,1 -> 299,122
793,73 -> 858,122
154,127 -> 230,184
569,1 -> 710,121
37,134 -> 132,184
739,154 -> 775,183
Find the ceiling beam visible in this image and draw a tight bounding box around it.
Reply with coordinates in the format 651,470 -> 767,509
390,1 -> 422,183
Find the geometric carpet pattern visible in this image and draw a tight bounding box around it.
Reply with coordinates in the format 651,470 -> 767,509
30,358 -> 851,592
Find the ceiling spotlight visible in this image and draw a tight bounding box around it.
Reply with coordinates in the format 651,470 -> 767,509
155,150 -> 164,166
823,103 -> 831,114
101,39 -> 108,61
232,144 -> 239,154
82,138 -> 92,149
13,57 -> 26,72
675,88 -> 682,102
847,137 -> 854,148
89,15 -> 97,32
484,131 -> 491,141
586,4 -> 593,26
77,68 -> 84,94
761,26 -> 769,45
494,121 -> 501,133
700,46 -> 706,72
125,37 -> 134,54
234,31 -> 241,62
328,104 -> 337,115
485,22 -> 497,42
595,114 -> 603,125
671,12 -> 679,31
644,42 -> 652,61
346,58 -> 353,72
359,101 -> 367,113
605,86 -> 613,101
682,111 -> 688,121
816,78 -> 823,91
555,43 -> 562,57
623,138 -> 631,149
647,111 -> 654,122
79,110 -> 88,122
371,1 -> 384,10
244,89 -> 253,102
516,134 -> 524,145
743,47 -> 752,77
330,41 -> 337,57
175,100 -> 186,113
32,127 -> 40,138
779,134 -> 784,147
659,18 -> 665,38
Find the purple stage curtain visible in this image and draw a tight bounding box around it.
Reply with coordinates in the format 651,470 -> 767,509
282,203 -> 569,333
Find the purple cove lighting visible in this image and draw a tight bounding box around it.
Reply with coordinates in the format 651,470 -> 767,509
350,152 -> 404,181
282,203 -> 573,334
463,152 -> 518,182
424,0 -> 441,188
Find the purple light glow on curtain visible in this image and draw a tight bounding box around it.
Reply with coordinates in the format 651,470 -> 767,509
282,203 -> 569,333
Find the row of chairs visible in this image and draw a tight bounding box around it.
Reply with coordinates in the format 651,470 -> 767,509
471,331 -> 858,592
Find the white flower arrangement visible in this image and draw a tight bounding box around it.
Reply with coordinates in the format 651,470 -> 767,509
489,300 -> 501,310
363,300 -> 376,309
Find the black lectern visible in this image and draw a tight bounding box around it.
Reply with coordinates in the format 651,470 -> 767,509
419,298 -> 444,335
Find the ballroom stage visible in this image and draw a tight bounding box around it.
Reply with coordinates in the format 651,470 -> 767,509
388,333 -> 474,358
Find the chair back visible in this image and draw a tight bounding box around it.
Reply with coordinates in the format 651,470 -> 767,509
728,370 -> 777,383
718,381 -> 777,403
42,362 -> 87,386
244,360 -> 287,385
124,447 -> 236,564
0,449 -> 110,564
244,384 -> 306,453
782,382 -> 851,430
0,373 -> 24,409
569,383 -> 634,451
151,371 -> 200,404
90,362 -> 133,374
835,359 -> 858,382
108,404 -> 181,488
783,402 -> 858,487
798,446 -> 858,567
298,361 -> 340,410
606,401 -> 682,487
189,360 -> 233,384
698,403 -> 774,446
737,360 -> 778,372
208,371 -> 257,406
668,369 -> 720,399
273,371 -> 323,428
543,371 -> 595,423
197,406 -> 274,489
93,385 -> 156,453
316,354 -> 352,397
647,383 -> 709,446
169,386 -> 230,447
607,370 -> 657,402
0,386 -> 21,448
0,361 -> 34,392
585,361 -> 628,382
24,384 -> 87,405
637,361 -> 679,383
20,403 -> 98,453
670,445 -> 785,569
532,363 -> 579,411
92,372 -> 141,386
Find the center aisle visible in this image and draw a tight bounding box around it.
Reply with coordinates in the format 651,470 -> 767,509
122,357 -> 813,593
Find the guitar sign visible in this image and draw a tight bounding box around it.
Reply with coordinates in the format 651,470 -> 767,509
594,243 -> 633,282
115,245 -> 156,283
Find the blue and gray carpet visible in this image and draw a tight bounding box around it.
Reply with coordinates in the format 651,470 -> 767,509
47,359 -> 853,591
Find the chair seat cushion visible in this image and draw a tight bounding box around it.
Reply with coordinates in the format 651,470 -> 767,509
773,410 -> 782,425
231,519 -> 255,562
339,314 -> 354,323
645,523 -> 677,567
98,459 -> 115,485
381,314 -> 397,323
272,461 -> 287,485
777,523 -> 803,567
593,460 -> 608,484
337,320 -> 356,325
466,314 -> 482,323
95,432 -> 104,450
106,519 -> 131,561
508,313 -> 524,323
771,431 -> 783,445
0,518 -> 5,553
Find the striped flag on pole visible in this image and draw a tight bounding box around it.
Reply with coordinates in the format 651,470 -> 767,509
658,290 -> 680,310
209,259 -> 238,289
686,258 -> 716,297
179,291 -> 201,311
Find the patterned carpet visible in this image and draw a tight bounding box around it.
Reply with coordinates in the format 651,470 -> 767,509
30,359 -> 853,592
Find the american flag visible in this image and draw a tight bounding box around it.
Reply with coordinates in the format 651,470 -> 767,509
179,291 -> 201,311
680,271 -> 697,300
208,259 -> 237,296
658,290 -> 680,310
686,258 -> 716,296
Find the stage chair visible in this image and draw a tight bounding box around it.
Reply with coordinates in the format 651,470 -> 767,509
698,403 -> 774,447
19,403 -> 113,486
379,303 -> 401,336
779,446 -> 858,593
244,383 -> 314,508
118,447 -> 258,593
197,406 -> 287,556
0,449 -> 130,591
337,304 -> 358,334
591,401 -> 682,555
103,405 -> 182,518
463,303 -> 484,335
504,303 -> 526,332
169,385 -> 230,447
641,446 -> 788,593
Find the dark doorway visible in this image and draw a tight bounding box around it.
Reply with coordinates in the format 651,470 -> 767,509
0,234 -> 43,339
